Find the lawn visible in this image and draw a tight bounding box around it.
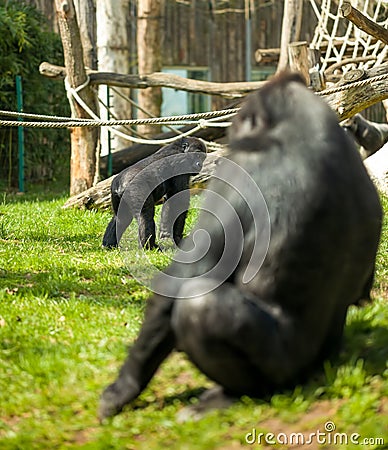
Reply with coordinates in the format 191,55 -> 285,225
0,186 -> 387,450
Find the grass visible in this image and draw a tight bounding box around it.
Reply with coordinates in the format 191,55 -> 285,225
0,187 -> 387,450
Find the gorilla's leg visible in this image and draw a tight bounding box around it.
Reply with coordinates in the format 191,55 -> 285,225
136,198 -> 156,249
102,190 -> 124,248
99,294 -> 175,420
159,188 -> 190,246
102,216 -> 118,248
172,280 -> 300,396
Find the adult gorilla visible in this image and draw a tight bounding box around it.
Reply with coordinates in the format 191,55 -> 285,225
99,72 -> 382,420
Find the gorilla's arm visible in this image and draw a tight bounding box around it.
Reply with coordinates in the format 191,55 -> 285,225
136,196 -> 156,249
159,175 -> 191,244
99,295 -> 175,419
158,151 -> 206,245
102,185 -> 123,248
102,217 -> 118,248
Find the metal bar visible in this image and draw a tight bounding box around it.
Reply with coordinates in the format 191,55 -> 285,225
16,75 -> 25,193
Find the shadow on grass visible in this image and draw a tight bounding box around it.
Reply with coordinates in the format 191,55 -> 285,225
0,264 -> 144,306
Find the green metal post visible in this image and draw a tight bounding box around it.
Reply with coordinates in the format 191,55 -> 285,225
107,85 -> 113,177
16,75 -> 25,192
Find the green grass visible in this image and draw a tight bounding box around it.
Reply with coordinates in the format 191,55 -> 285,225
0,188 -> 387,449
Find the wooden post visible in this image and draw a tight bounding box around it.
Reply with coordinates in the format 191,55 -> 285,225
96,0 -> 130,152
137,0 -> 163,137
288,41 -> 310,85
277,0 -> 303,73
54,0 -> 99,195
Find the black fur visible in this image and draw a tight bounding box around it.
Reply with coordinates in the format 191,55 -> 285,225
102,137 -> 207,249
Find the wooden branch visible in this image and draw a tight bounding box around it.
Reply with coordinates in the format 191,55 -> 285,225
39,62 -> 266,98
340,2 -> 388,45
254,48 -> 280,64
308,48 -> 325,91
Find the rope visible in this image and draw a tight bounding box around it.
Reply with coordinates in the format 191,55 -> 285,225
0,109 -> 94,122
0,109 -> 238,127
317,72 -> 388,96
0,113 -> 235,129
63,77 -> 235,145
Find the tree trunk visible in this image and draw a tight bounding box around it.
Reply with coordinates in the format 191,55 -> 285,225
277,0 -> 303,73
96,0 -> 131,153
54,0 -> 99,195
74,0 -> 97,70
137,0 -> 163,137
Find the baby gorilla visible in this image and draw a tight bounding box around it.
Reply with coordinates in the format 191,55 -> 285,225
99,73 -> 382,420
102,137 -> 207,249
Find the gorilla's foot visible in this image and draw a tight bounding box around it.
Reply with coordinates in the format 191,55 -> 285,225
99,381 -> 140,422
177,386 -> 237,422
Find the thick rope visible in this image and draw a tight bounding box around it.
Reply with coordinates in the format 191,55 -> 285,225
317,72 -> 388,96
0,109 -> 238,127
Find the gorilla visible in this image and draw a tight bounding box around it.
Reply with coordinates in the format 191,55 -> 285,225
342,113 -> 388,159
99,72 -> 382,420
102,137 -> 207,249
